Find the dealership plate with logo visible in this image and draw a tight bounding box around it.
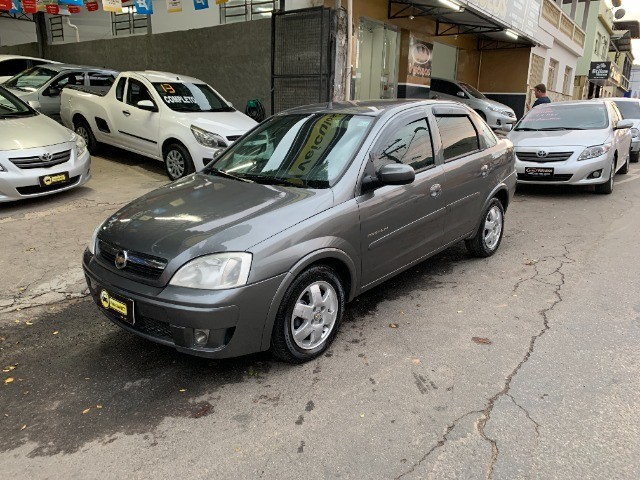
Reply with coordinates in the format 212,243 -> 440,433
525,167 -> 554,177
98,287 -> 135,325
39,171 -> 69,188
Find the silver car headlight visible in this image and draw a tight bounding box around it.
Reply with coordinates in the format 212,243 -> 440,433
75,134 -> 87,157
190,125 -> 228,149
88,223 -> 101,255
170,252 -> 252,290
578,143 -> 611,161
631,128 -> 639,138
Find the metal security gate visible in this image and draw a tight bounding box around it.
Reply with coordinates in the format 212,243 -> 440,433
271,7 -> 333,114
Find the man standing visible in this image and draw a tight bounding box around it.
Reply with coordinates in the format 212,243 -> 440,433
532,83 -> 551,108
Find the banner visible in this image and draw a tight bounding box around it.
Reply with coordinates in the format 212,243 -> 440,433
60,0 -> 84,5
85,0 -> 99,10
0,0 -> 12,11
215,0 -> 227,4
45,0 -> 60,14
102,0 -> 121,12
68,5 -> 81,12
22,0 -> 37,12
135,0 -> 152,14
408,37 -> 433,79
193,0 -> 207,10
36,0 -> 47,11
166,0 -> 181,12
9,0 -> 23,12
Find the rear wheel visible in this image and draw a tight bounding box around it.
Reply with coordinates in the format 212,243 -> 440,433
163,142 -> 195,181
620,153 -> 630,175
631,151 -> 639,163
74,119 -> 99,154
270,265 -> 345,363
595,157 -> 615,194
465,198 -> 505,258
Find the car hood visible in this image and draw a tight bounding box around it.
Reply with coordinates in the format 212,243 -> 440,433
5,87 -> 37,99
98,173 -> 334,262
482,98 -> 514,112
186,111 -> 258,137
508,128 -> 610,148
0,113 -> 73,150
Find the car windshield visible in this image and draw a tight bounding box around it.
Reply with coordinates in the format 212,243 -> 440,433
152,82 -> 234,113
515,103 -> 608,131
460,82 -> 486,99
0,87 -> 35,118
613,100 -> 640,119
206,113 -> 373,189
4,66 -> 58,92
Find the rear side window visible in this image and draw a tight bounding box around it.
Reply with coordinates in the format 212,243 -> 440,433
0,59 -> 29,77
435,115 -> 480,161
88,72 -> 115,87
431,79 -> 460,96
115,77 -> 126,102
375,118 -> 435,172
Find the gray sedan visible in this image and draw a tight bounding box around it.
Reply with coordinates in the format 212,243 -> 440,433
83,100 -> 516,363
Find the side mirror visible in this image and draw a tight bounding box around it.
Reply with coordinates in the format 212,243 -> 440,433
137,100 -> 158,112
497,123 -> 513,132
456,91 -> 466,98
378,164 -> 415,186
616,119 -> 633,130
28,100 -> 41,111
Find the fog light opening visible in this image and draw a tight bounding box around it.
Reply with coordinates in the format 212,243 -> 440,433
194,329 -> 210,346
588,170 -> 602,179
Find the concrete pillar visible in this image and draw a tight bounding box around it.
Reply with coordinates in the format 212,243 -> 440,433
582,0 -> 592,31
570,0 -> 578,20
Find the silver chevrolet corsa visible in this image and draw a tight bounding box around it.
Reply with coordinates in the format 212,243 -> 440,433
83,100 -> 516,363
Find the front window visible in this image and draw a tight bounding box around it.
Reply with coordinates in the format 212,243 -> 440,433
515,104 -> 609,131
152,82 -> 234,113
4,66 -> 58,92
613,100 -> 640,119
206,113 -> 373,188
459,82 -> 486,100
0,87 -> 36,118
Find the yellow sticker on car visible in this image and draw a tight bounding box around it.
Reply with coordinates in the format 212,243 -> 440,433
99,289 -> 128,316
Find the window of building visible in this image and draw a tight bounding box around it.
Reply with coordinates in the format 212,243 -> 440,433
111,6 -> 148,36
375,118 -> 435,172
221,0 -> 277,24
562,66 -> 573,95
434,115 -> 480,161
548,58 -> 559,92
49,16 -> 64,43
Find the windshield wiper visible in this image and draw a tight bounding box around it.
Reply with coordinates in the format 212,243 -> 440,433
207,167 -> 253,183
537,127 -> 585,131
239,173 -> 301,187
514,127 -> 540,131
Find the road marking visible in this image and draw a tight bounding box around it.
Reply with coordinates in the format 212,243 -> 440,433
616,171 -> 640,185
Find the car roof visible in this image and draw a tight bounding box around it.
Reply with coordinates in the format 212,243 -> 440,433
0,54 -> 50,62
29,63 -> 117,73
608,97 -> 640,102
280,99 -> 446,117
135,71 -> 203,84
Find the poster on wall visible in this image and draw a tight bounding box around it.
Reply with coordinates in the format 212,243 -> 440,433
193,0 -> 208,10
408,37 -> 433,81
102,0 -> 122,12
166,0 -> 181,13
135,0 -> 153,14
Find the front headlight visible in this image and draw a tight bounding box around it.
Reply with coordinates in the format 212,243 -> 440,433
75,134 -> 87,157
631,128 -> 639,138
191,125 -> 228,149
170,252 -> 252,290
578,143 -> 612,161
0,163 -> 6,172
88,223 -> 101,255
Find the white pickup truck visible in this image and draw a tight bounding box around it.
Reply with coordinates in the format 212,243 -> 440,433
60,71 -> 257,180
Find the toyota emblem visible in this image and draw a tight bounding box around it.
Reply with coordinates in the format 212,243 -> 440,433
40,152 -> 53,162
114,251 -> 128,270
536,150 -> 548,158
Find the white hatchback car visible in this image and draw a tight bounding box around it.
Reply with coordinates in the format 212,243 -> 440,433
508,100 -> 633,194
0,86 -> 91,202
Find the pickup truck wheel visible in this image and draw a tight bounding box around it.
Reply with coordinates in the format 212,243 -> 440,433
163,143 -> 194,181
270,265 -> 345,364
465,198 -> 504,258
74,120 -> 99,154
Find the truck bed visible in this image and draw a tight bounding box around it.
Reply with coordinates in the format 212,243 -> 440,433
64,85 -> 110,97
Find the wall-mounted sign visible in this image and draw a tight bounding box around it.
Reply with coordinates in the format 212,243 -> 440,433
588,61 -> 611,81
135,0 -> 152,14
101,0 -> 121,12
193,0 -> 208,10
166,0 -> 181,12
408,37 -> 433,80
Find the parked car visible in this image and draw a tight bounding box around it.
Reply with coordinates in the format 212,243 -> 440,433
508,100 -> 633,194
83,100 -> 516,363
610,97 -> 640,162
60,71 -> 258,180
4,64 -> 118,123
429,77 -> 517,129
0,54 -> 59,84
0,86 -> 91,203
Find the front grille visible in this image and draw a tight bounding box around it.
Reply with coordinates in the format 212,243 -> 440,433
10,150 -> 72,169
98,240 -> 167,280
134,316 -> 173,340
226,135 -> 242,142
516,151 -> 573,163
518,173 -> 573,182
16,175 -> 80,195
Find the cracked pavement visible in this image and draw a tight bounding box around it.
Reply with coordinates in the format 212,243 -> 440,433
1,159 -> 639,479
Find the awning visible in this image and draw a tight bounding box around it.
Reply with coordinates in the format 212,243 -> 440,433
613,20 -> 640,39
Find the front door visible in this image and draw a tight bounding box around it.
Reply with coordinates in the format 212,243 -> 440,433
357,111 -> 446,289
39,72 -> 85,122
117,78 -> 160,157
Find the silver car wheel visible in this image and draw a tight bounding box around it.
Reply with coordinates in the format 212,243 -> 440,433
76,126 -> 90,145
483,205 -> 503,251
290,281 -> 338,350
166,150 -> 185,179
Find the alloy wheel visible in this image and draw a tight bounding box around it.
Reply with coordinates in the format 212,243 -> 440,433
166,149 -> 185,179
290,281 -> 338,350
483,205 -> 503,251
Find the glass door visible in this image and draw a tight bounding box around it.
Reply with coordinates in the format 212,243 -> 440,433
355,18 -> 400,100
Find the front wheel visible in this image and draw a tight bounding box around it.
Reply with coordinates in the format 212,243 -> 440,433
270,265 -> 345,363
74,119 -> 100,155
465,198 -> 505,258
595,158 -> 615,194
163,142 -> 195,181
631,151 -> 639,163
620,153 -> 630,175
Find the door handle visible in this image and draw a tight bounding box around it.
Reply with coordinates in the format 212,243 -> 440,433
481,164 -> 489,177
430,183 -> 442,198
122,110 -> 131,116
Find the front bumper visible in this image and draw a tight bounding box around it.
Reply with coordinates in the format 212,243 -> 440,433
516,153 -> 613,186
0,144 -> 91,202
83,249 -> 286,359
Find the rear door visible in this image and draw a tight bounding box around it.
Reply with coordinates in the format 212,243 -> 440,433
357,109 -> 446,289
433,105 -> 491,244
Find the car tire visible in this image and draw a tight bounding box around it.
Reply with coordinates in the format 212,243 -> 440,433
163,142 -> 195,181
595,158 -> 615,195
620,153 -> 630,175
465,198 -> 505,258
270,265 -> 345,364
74,119 -> 100,155
631,151 -> 639,163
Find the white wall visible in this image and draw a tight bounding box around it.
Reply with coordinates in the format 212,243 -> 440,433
0,18 -> 37,47
532,42 -> 578,95
54,10 -> 115,44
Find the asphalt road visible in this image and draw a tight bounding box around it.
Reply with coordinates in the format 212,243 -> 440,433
1,153 -> 639,479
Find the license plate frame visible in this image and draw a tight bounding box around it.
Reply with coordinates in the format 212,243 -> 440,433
38,171 -> 69,188
98,287 -> 135,325
525,167 -> 554,177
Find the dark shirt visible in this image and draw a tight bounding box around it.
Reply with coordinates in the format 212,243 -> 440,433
532,96 -> 551,108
